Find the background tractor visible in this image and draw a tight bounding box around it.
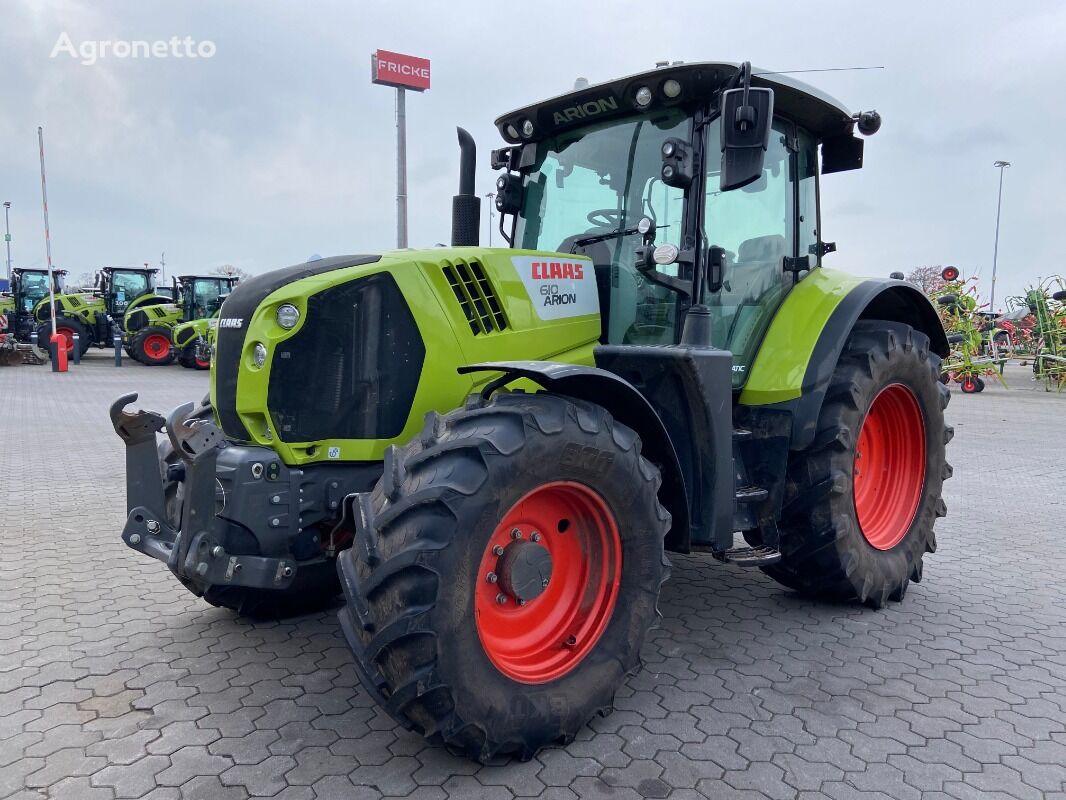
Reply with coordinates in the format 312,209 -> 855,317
123,274 -> 237,366
0,267 -> 67,344
113,61 -> 952,761
33,265 -> 160,359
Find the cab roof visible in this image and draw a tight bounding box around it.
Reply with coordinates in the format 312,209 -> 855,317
495,61 -> 856,145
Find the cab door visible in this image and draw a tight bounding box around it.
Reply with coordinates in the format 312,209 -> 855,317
702,116 -> 801,386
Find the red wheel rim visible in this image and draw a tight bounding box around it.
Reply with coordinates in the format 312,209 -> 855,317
55,327 -> 76,354
961,377 -> 975,392
474,481 -> 622,684
195,356 -> 210,368
853,384 -> 926,550
144,334 -> 171,359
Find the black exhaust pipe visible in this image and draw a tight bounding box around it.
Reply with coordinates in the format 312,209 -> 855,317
451,127 -> 480,247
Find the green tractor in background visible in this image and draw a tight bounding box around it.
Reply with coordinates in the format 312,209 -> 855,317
170,276 -> 237,369
0,267 -> 68,345
123,274 -> 237,366
33,265 -> 161,359
113,61 -> 952,761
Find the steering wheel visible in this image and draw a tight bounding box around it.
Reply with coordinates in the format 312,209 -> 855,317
586,209 -> 624,228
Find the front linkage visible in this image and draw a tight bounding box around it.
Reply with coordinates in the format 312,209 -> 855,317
110,394 -> 372,613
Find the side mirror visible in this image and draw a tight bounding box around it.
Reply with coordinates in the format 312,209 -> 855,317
720,86 -> 774,191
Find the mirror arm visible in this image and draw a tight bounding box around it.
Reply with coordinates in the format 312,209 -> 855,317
635,247 -> 694,300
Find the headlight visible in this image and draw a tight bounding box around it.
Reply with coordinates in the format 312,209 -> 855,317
276,303 -> 300,329
635,86 -> 653,107
663,79 -> 682,99
521,119 -> 534,138
252,342 -> 267,368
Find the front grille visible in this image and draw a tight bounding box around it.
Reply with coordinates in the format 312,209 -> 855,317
268,273 -> 424,443
443,260 -> 507,335
213,254 -> 381,441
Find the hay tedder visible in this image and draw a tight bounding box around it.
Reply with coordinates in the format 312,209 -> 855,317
112,61 -> 952,760
1010,279 -> 1066,391
934,266 -> 1009,392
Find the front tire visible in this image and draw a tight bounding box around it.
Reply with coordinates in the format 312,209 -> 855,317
178,342 -> 211,370
338,393 -> 670,762
762,321 -> 952,608
131,326 -> 175,366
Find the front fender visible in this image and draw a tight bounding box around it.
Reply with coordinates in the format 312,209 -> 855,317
740,269 -> 948,450
458,360 -> 692,553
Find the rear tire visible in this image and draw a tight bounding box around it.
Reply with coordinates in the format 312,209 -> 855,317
337,392 -> 670,762
131,326 -> 175,366
761,321 -> 952,608
35,316 -> 91,358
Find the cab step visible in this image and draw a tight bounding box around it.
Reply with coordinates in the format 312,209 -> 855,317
714,545 -> 782,567
735,485 -> 769,503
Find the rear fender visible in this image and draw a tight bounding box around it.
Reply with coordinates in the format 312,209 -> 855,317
741,270 -> 948,450
458,360 -> 694,553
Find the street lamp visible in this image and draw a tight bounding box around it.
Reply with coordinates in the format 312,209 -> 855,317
990,160 -> 1010,316
484,192 -> 495,247
3,201 -> 11,282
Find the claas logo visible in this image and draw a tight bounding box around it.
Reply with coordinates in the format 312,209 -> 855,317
531,261 -> 585,280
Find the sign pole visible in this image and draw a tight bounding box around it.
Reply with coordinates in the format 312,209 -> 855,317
38,126 -> 57,339
372,49 -> 429,250
3,202 -> 11,282
396,87 -> 408,248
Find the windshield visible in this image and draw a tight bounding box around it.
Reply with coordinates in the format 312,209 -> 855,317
20,272 -> 52,310
184,278 -> 228,318
110,271 -> 150,310
516,110 -> 689,345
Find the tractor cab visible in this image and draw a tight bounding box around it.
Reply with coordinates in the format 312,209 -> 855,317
174,275 -> 238,321
98,266 -> 157,317
4,268 -> 67,339
12,268 -> 66,312
493,62 -> 880,384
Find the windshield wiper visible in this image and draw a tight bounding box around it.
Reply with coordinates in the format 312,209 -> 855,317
568,224 -> 670,254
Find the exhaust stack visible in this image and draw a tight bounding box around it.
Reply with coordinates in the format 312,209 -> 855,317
451,127 -> 480,247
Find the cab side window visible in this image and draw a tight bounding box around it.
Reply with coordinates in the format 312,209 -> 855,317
797,128 -> 820,264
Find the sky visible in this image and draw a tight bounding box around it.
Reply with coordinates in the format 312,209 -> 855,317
1,0 -> 1064,310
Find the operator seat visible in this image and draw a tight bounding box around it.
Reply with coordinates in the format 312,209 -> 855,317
712,234 -> 787,347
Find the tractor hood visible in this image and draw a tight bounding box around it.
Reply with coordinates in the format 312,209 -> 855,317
209,249 -> 602,465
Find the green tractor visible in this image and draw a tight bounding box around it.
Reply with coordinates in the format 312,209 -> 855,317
124,274 -> 237,366
112,61 -> 952,761
0,267 -> 67,344
33,265 -> 161,359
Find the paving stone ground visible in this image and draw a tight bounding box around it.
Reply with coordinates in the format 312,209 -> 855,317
1,353 -> 1065,799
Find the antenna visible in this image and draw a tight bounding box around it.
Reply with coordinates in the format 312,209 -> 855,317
752,66 -> 885,76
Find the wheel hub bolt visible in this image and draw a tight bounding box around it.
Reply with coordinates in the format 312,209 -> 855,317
492,545 -> 505,556
510,528 -> 522,540
531,532 -> 541,542
495,593 -> 507,605
486,572 -> 498,584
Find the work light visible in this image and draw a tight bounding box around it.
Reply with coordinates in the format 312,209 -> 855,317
252,342 -> 267,368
